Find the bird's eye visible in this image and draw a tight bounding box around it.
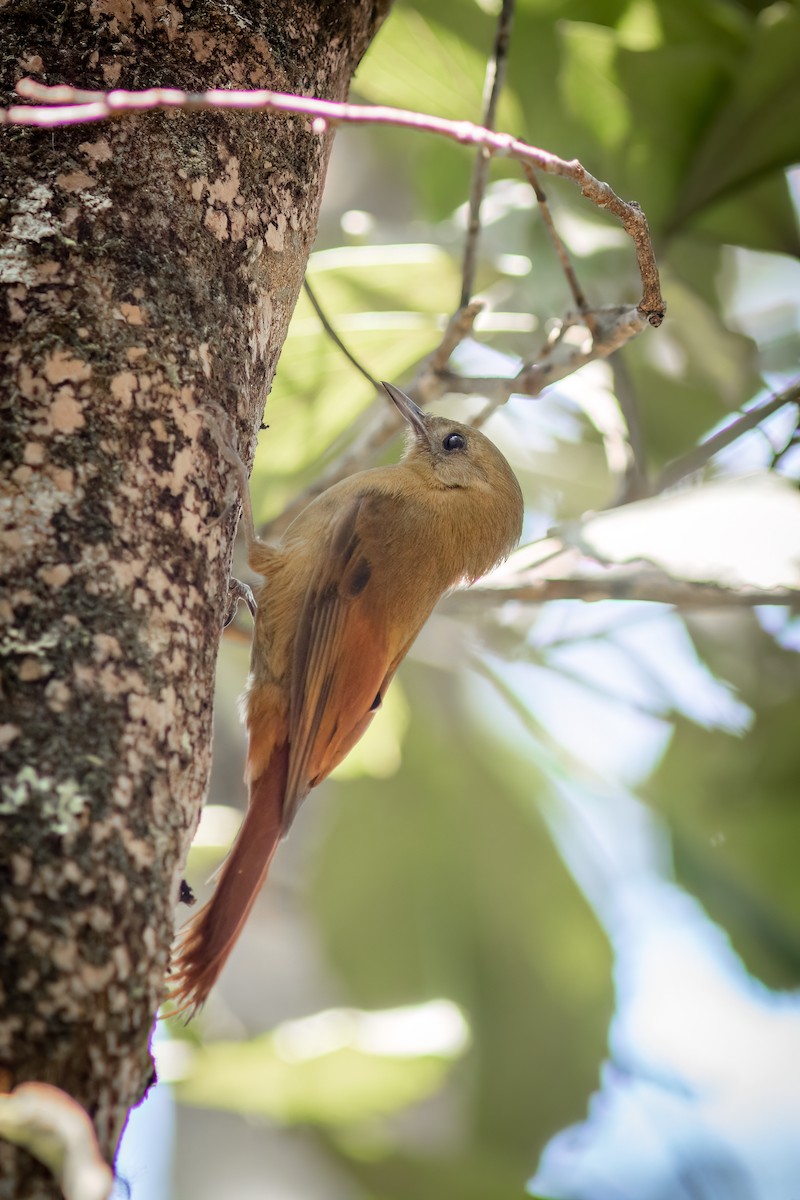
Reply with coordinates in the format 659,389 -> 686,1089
443,432 -> 466,452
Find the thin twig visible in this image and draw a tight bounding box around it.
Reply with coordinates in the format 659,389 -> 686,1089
4,78 -> 665,325
654,381 -> 800,492
302,278 -> 379,390
770,411 -> 800,472
460,305 -> 649,425
460,0 -> 515,308
609,353 -> 649,501
520,161 -> 591,318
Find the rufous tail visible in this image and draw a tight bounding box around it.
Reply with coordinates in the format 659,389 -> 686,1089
168,743 -> 288,1014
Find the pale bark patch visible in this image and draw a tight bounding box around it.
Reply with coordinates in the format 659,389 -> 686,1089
266,214 -> 286,251
249,292 -> 274,362
79,138 -> 114,164
38,564 -> 72,589
102,60 -> 122,85
110,370 -> 138,408
50,389 -> 87,434
35,261 -> 61,283
18,658 -> 48,682
117,302 -> 147,325
187,30 -> 217,62
45,680 -> 71,712
56,170 -> 98,193
167,445 -> 194,496
51,467 -> 75,492
204,207 -> 229,241
90,0 -> 156,34
94,634 -> 122,661
0,726 -> 20,750
203,208 -> 227,241
230,208 -> 246,241
43,349 -> 92,386
10,855 -> 32,886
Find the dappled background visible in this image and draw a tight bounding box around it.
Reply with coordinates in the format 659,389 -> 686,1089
118,1 -> 800,1197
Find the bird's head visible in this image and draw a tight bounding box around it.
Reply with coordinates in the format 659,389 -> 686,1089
383,381 -> 524,567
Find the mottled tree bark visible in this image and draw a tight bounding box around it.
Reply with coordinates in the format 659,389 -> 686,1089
0,1 -> 389,1193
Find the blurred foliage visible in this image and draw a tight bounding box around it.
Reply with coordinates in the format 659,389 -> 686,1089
312,667 -> 612,1155
647,612 -> 800,988
175,1 -> 800,1198
178,1032 -> 457,1126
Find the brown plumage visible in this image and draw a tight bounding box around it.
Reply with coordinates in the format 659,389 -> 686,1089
170,383 -> 523,1012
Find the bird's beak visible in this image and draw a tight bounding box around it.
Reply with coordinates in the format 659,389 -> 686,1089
382,382 -> 429,441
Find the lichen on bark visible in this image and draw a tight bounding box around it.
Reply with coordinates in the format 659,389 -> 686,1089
0,0 -> 389,1191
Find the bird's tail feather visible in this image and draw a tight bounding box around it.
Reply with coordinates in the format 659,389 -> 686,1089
168,743 -> 288,1014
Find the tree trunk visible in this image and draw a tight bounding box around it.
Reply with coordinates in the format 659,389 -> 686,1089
0,1 -> 389,1192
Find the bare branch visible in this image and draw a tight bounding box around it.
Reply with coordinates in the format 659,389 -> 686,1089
422,301 -> 483,383
442,305 -> 649,424
460,0 -> 515,308
454,566 -> 800,611
655,381 -> 800,492
5,78 -> 665,325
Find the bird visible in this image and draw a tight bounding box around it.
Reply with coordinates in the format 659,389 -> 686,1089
169,382 -> 523,1013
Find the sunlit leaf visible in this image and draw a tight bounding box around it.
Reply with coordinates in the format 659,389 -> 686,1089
626,266 -> 761,464
575,472 -> 800,591
355,7 -> 520,128
614,43 -> 731,232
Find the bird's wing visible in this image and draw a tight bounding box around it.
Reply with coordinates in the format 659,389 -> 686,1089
282,490 -> 394,829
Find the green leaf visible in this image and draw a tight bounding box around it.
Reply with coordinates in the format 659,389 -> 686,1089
685,170 -> 800,258
559,22 -> 632,151
355,6 -> 519,128
673,5 -> 800,225
614,43 -> 732,232
654,0 -> 751,52
329,1142 -> 552,1200
354,6 -> 524,219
